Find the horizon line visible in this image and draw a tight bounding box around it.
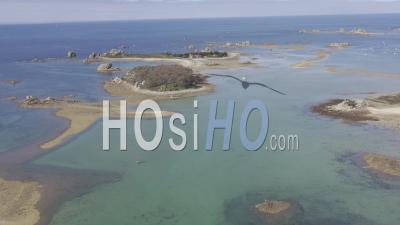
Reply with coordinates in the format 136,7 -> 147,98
1,12 -> 399,26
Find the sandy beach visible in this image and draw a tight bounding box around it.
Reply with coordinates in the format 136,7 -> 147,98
0,178 -> 41,225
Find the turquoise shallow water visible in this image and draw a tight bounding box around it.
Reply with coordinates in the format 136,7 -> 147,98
36,56 -> 400,225
1,14 -> 400,225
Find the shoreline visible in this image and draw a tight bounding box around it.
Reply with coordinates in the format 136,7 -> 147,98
98,52 -> 258,72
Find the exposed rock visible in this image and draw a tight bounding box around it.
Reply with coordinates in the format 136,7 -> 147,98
223,41 -> 251,48
298,29 -> 320,34
83,52 -> 100,64
43,97 -> 56,104
112,76 -> 123,84
340,28 -> 374,36
330,99 -> 365,111
23,96 -> 41,105
255,200 -> 291,215
328,42 -> 350,49
88,52 -> 98,59
312,99 -> 378,122
363,153 -> 400,177
201,47 -> 213,53
21,96 -> 56,106
104,48 -> 123,57
97,63 -> 112,70
224,191 -> 305,225
97,63 -> 120,73
67,51 -> 77,58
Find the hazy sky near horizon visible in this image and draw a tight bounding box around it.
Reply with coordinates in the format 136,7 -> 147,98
1,0 -> 400,24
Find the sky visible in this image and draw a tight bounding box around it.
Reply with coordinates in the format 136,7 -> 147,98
1,0 -> 400,24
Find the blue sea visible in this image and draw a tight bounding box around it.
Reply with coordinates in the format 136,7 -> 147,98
1,14 -> 400,225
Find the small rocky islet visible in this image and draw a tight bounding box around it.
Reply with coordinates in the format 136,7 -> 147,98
224,192 -> 304,225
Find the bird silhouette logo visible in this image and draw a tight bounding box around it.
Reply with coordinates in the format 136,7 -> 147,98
207,73 -> 286,95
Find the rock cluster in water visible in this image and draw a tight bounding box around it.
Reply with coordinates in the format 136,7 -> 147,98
329,99 -> 365,111
103,48 -> 124,57
97,63 -> 120,73
223,41 -> 251,48
298,29 -> 320,34
67,51 -> 77,58
339,28 -> 373,35
22,96 -> 56,106
83,52 -> 100,63
328,42 -> 350,49
254,200 -> 291,215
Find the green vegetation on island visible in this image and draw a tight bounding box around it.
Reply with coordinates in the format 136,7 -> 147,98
123,64 -> 206,92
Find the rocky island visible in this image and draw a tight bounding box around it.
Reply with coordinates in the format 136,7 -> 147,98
125,64 -> 206,92
105,64 -> 213,100
328,42 -> 350,49
298,29 -> 320,34
252,199 -> 304,225
254,200 -> 291,215
312,93 -> 400,130
339,28 -> 377,36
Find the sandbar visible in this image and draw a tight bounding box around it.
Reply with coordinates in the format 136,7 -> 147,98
0,178 -> 41,225
292,50 -> 330,69
19,97 -> 173,150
